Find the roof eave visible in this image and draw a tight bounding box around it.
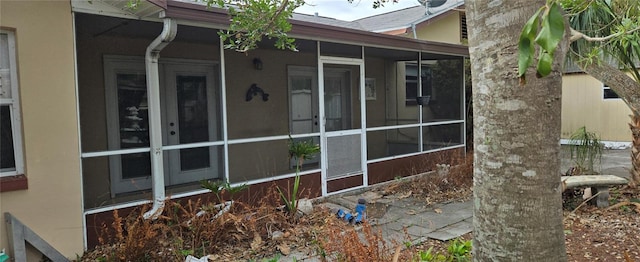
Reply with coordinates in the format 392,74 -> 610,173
71,0 -> 166,19
162,0 -> 468,57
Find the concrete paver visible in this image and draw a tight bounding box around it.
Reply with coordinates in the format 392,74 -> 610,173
282,148 -> 629,260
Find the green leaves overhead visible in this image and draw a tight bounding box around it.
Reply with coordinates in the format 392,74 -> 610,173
518,8 -> 542,84
536,2 -> 565,53
203,0 -> 305,52
518,2 -> 566,84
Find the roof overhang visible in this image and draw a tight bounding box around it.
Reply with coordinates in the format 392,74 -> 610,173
71,0 -> 166,20
163,1 -> 468,57
71,0 -> 468,57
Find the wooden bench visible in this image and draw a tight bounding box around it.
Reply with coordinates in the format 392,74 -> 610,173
561,175 -> 629,207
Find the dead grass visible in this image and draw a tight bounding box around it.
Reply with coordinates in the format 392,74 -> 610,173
81,152 -> 475,261
82,184 -> 330,261
381,150 -> 473,204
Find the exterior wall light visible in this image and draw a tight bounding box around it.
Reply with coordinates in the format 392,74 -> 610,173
253,58 -> 263,70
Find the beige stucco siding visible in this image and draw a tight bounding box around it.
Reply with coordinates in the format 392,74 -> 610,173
561,74 -> 632,142
0,0 -> 83,260
415,12 -> 463,45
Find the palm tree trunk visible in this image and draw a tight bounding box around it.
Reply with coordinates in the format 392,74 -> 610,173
629,112 -> 640,187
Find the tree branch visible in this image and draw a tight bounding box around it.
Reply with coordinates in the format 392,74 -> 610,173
570,26 -> 640,43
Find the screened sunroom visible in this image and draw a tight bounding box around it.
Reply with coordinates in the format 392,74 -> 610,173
74,1 -> 467,235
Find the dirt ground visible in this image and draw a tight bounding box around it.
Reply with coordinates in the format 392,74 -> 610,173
563,186 -> 640,261
398,185 -> 640,262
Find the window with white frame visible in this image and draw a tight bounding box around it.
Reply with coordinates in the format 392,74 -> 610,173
603,83 -> 620,99
0,30 -> 24,177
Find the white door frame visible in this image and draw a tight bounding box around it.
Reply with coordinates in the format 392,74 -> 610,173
162,60 -> 220,185
104,56 -> 151,196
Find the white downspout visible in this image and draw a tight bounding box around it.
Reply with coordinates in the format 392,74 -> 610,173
143,14 -> 177,219
411,23 -> 418,39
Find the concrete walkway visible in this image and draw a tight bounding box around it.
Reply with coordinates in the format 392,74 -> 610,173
280,148 -> 631,261
324,192 -> 472,243
561,148 -> 631,179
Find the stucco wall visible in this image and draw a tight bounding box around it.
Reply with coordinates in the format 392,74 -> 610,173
0,0 -> 83,260
561,74 -> 632,142
415,11 -> 463,45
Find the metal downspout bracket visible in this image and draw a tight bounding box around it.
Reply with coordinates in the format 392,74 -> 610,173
143,15 -> 177,220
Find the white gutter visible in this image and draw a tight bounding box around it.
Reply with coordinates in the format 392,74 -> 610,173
143,14 -> 177,219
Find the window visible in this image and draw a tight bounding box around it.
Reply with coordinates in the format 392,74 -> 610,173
603,83 -> 620,99
0,29 -> 23,178
405,63 -> 433,105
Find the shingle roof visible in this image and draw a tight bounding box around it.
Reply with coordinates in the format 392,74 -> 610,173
354,6 -> 427,32
352,1 -> 465,33
291,13 -> 365,31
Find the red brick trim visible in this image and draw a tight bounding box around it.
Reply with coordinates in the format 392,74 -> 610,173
0,174 -> 28,192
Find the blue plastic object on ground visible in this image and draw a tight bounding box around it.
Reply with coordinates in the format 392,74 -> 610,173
335,198 -> 367,224
353,198 -> 367,224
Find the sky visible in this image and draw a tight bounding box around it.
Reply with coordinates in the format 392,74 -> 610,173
295,0 -> 421,21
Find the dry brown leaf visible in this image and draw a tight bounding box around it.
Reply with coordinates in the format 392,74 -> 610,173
250,233 -> 263,251
277,243 -> 291,256
434,208 -> 443,214
398,191 -> 412,199
392,245 -> 402,262
384,183 -> 400,194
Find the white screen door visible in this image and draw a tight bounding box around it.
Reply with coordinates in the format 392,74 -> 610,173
320,60 -> 366,190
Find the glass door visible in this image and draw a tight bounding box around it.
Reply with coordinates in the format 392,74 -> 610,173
105,57 -> 220,196
163,62 -> 220,185
288,66 -> 319,168
104,57 -> 153,196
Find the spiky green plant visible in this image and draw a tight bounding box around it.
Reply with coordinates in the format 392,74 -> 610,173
201,180 -> 248,205
568,126 -> 603,174
277,136 -> 320,215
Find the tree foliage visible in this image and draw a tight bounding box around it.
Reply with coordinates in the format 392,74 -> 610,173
518,2 -> 565,83
201,0 -> 305,52
519,0 -> 640,83
566,0 -> 640,81
519,0 -> 640,186
347,0 -> 399,9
